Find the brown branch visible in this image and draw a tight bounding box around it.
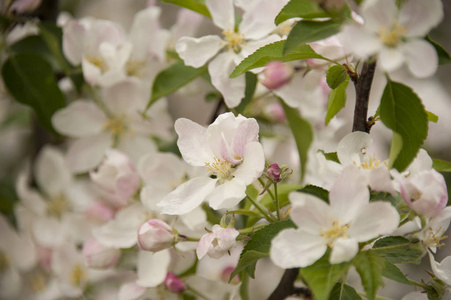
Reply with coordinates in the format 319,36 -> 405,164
268,268 -> 309,300
352,61 -> 377,133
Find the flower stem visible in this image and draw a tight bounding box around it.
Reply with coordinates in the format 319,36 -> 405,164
245,195 -> 275,222
258,177 -> 275,200
408,279 -> 430,290
273,182 -> 281,220
238,224 -> 268,234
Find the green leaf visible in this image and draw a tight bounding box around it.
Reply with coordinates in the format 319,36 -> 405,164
329,282 -> 362,300
235,72 -> 257,114
148,61 -> 208,107
432,159 -> 451,172
10,35 -> 58,70
426,35 -> 451,65
161,0 -> 211,18
321,151 -> 340,163
230,40 -> 325,78
325,76 -> 349,125
353,251 -> 385,300
298,184 -> 329,204
326,65 -> 348,89
284,20 -> 341,55
301,253 -> 352,300
373,236 -> 425,264
380,80 -> 428,172
2,54 -> 65,133
426,110 -> 439,123
382,260 -> 411,285
275,0 -> 328,25
39,22 -> 72,72
231,220 -> 296,280
281,101 -> 313,181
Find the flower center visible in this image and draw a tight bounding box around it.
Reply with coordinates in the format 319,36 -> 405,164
222,30 -> 245,52
205,157 -> 233,181
424,227 -> 447,249
321,220 -> 350,246
85,55 -> 109,72
27,271 -> 47,292
47,193 -> 70,219
354,151 -> 387,170
126,59 -> 147,78
104,115 -> 131,146
276,20 -> 295,37
378,22 -> 406,48
70,263 -> 87,287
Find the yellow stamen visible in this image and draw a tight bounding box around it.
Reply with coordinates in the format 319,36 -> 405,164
378,22 -> 406,48
47,193 -> 70,219
85,55 -> 109,72
126,60 -> 147,78
321,220 -> 350,247
222,30 -> 245,52
71,264 -> 87,287
28,271 -> 47,292
205,157 -> 232,180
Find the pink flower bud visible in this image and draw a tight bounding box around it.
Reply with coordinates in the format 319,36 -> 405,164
196,225 -> 239,260
82,238 -> 120,269
267,163 -> 282,182
265,103 -> 286,122
85,202 -> 115,223
164,272 -> 187,293
137,219 -> 176,252
262,61 -> 294,90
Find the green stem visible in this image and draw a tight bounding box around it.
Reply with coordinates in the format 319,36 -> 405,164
245,195 -> 275,222
371,243 -> 412,252
273,182 -> 280,220
186,285 -> 211,300
238,223 -> 267,234
409,279 -> 430,290
258,177 -> 275,200
179,235 -> 200,242
240,271 -> 250,300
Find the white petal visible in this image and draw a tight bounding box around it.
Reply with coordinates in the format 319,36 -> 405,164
379,47 -> 404,72
52,101 -> 106,138
157,177 -> 217,215
81,56 -> 103,85
369,167 -> 396,195
407,149 -> 433,174
330,238 -> 359,264
175,118 -> 214,166
361,0 -> 397,33
176,35 -> 224,68
330,166 -> 369,223
338,25 -> 382,58
429,252 -> 451,285
136,250 -> 171,288
129,6 -> 161,59
209,52 -> 245,108
118,282 -> 146,300
206,179 -> 246,209
348,201 -> 399,242
402,39 -> 438,78
62,20 -> 85,66
117,134 -> 157,166
34,146 -> 72,197
270,229 -> 327,268
337,131 -> 372,166
233,142 -> 265,185
238,34 -> 281,63
66,133 -> 111,173
289,193 -> 332,234
32,217 -> 66,247
399,0 -> 443,38
102,78 -> 144,115
232,118 -> 259,158
206,0 -> 235,31
0,267 -> 22,299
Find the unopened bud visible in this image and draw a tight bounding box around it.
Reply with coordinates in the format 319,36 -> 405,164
267,163 -> 282,182
164,272 -> 187,293
137,219 -> 177,252
262,61 -> 294,90
82,238 -> 120,269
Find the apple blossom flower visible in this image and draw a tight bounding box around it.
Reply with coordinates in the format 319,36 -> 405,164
137,219 -> 177,252
417,207 -> 451,253
262,61 -> 294,90
164,273 -> 187,294
339,0 -> 443,77
429,252 -> 451,286
176,0 -> 288,107
196,225 -> 240,259
270,166 -> 399,268
157,112 -> 265,215
82,238 -> 121,269
90,149 -> 140,208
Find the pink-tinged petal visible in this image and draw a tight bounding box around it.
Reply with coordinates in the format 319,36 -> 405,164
330,238 -> 359,264
102,78 -> 144,115
270,229 -> 327,268
338,25 -> 382,58
337,131 -> 372,166
361,0 -> 397,33
330,166 -> 369,223
158,177 -> 217,215
402,39 -> 438,78
175,118 -> 214,166
136,250 -> 171,288
34,146 -> 72,197
63,20 -> 86,65
348,201 -> 399,242
429,252 -> 451,285
118,282 -> 146,300
52,101 -> 107,138
398,0 -> 443,38
196,232 -> 215,259
289,193 -> 332,234
207,179 -> 246,210
66,133 -> 112,173
233,142 -> 265,185
379,46 -> 404,73
232,118 -> 259,158
209,52 -> 245,108
369,167 -> 396,195
176,35 -> 224,68
206,0 -> 235,31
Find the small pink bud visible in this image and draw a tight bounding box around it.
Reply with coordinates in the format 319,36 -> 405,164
82,238 -> 120,269
267,163 -> 282,182
137,219 -> 176,252
262,61 -> 294,90
196,225 -> 239,259
164,272 -> 187,293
